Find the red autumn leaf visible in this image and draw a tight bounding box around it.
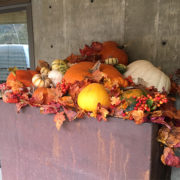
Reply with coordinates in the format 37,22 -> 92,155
63,107 -> 77,121
66,53 -> 83,63
161,147 -> 180,168
68,80 -> 91,100
2,90 -> 19,103
150,110 -> 171,129
54,112 -> 66,130
91,41 -> 103,52
79,42 -> 103,57
40,103 -> 61,114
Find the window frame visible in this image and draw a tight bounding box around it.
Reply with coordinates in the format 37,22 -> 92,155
0,2 -> 35,69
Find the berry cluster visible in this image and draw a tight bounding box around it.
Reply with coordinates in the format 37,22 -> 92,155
56,79 -> 70,94
133,93 -> 168,112
133,95 -> 150,111
148,93 -> 168,107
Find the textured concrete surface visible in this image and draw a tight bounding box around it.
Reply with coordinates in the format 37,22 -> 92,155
31,0 -> 180,75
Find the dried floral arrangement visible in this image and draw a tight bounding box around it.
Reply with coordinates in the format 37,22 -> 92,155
0,41 -> 180,167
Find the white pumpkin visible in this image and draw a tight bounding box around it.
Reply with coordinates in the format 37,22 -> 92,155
124,60 -> 171,93
48,70 -> 63,87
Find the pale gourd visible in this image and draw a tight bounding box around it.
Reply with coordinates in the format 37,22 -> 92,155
124,60 -> 171,93
32,74 -> 52,88
48,70 -> 63,87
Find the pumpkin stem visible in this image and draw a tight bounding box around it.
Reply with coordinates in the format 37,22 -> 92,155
89,60 -> 101,73
8,66 -> 18,76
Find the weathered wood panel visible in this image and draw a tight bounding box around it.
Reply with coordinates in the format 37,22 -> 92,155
0,102 -> 170,180
32,0 -> 179,74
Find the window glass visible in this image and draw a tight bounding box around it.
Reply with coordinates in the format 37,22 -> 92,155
0,9 -> 30,83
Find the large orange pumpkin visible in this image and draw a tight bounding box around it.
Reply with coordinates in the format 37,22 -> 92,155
99,41 -> 128,65
63,61 -> 128,87
6,70 -> 38,87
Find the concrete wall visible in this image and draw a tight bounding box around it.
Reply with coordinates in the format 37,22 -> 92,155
31,0 -> 180,75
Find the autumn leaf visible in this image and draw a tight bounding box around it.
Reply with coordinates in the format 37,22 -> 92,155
90,104 -> 109,121
111,96 -> 121,106
158,124 -> 180,148
58,96 -> 75,107
8,66 -> 18,76
16,101 -> 28,113
66,53 -> 83,63
40,103 -> 61,114
161,147 -> 180,168
131,110 -> 145,124
54,112 -> 66,130
63,107 -> 77,121
150,110 -> 171,129
91,70 -> 107,82
2,90 -> 19,103
7,80 -> 24,94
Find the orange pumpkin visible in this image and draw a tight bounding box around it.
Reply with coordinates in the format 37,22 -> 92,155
32,87 -> 56,105
99,41 -> 128,65
63,61 -> 128,87
102,41 -> 118,47
6,70 -> 38,87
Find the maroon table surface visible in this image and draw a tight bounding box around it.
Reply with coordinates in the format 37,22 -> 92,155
0,101 -> 170,180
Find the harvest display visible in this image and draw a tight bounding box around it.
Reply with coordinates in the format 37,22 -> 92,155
0,41 -> 180,168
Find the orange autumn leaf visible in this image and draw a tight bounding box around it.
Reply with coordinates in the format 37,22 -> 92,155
8,80 -> 24,93
58,96 -> 75,107
131,110 -> 144,124
90,104 -> 109,121
158,124 -> 180,148
54,112 -> 66,130
111,96 -> 121,106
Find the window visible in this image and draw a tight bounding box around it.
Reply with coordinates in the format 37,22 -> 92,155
0,2 -> 34,83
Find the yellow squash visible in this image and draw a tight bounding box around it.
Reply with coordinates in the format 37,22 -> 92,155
77,83 -> 110,111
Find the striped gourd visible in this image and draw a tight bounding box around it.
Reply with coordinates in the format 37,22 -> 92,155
105,58 -> 119,65
114,64 -> 127,74
51,59 -> 69,74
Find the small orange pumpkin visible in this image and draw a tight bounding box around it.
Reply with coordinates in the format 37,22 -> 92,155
99,41 -> 128,65
6,70 -> 38,87
63,61 -> 128,87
